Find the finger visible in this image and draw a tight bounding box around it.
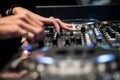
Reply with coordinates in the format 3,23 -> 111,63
16,19 -> 44,35
26,13 -> 44,27
40,17 -> 60,32
22,31 -> 35,41
19,70 -> 28,77
13,25 -> 35,40
55,18 -> 72,30
0,23 -> 26,39
20,13 -> 44,28
27,13 -> 60,32
0,15 -> 18,24
21,11 -> 45,27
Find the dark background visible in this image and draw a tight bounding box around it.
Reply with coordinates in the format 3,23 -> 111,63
36,5 -> 120,20
0,0 -> 120,13
0,0 -> 77,13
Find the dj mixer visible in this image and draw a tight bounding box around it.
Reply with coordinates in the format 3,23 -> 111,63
7,18 -> 120,80
4,5 -> 120,80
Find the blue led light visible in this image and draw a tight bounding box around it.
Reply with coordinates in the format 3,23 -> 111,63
40,46 -> 49,52
23,45 -> 33,50
88,30 -> 93,35
96,34 -> 103,39
86,22 -> 94,24
102,44 -> 111,49
87,42 -> 93,47
96,54 -> 115,63
89,18 -> 95,20
37,56 -> 55,64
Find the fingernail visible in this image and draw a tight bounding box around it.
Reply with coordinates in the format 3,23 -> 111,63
66,24 -> 72,27
68,24 -> 72,27
57,29 -> 60,32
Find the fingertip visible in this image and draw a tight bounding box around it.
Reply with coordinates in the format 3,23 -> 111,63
63,25 -> 72,31
56,27 -> 60,32
27,32 -> 35,42
66,24 -> 72,27
68,27 -> 72,30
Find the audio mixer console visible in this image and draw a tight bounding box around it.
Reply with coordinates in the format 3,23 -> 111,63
8,19 -> 120,80
43,19 -> 120,50
2,5 -> 120,80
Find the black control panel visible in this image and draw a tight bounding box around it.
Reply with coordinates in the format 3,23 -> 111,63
2,5 -> 120,80
5,19 -> 120,80
44,19 -> 120,50
9,19 -> 120,80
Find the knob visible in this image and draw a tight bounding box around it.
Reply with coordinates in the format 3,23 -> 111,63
49,28 -> 54,33
65,37 -> 70,46
76,37 -> 81,45
71,36 -> 75,43
70,31 -> 73,36
110,32 -> 116,38
52,38 -> 58,47
81,25 -> 86,33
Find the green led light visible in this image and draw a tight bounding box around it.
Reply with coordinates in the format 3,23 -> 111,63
97,43 -> 103,47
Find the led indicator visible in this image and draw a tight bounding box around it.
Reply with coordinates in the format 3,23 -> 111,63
96,54 -> 115,63
23,45 -> 33,50
37,56 -> 55,64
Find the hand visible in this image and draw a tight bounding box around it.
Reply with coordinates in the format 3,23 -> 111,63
0,15 -> 42,40
0,69 -> 28,78
0,7 -> 72,41
13,7 -> 72,32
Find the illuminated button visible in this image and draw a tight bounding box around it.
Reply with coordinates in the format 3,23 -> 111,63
23,45 -> 33,50
102,44 -> 111,49
40,46 -> 49,52
102,21 -> 108,25
37,56 -> 55,64
87,42 -> 93,47
97,43 -> 103,47
96,54 -> 115,63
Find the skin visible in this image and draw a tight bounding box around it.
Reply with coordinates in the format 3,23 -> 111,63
0,7 -> 72,41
